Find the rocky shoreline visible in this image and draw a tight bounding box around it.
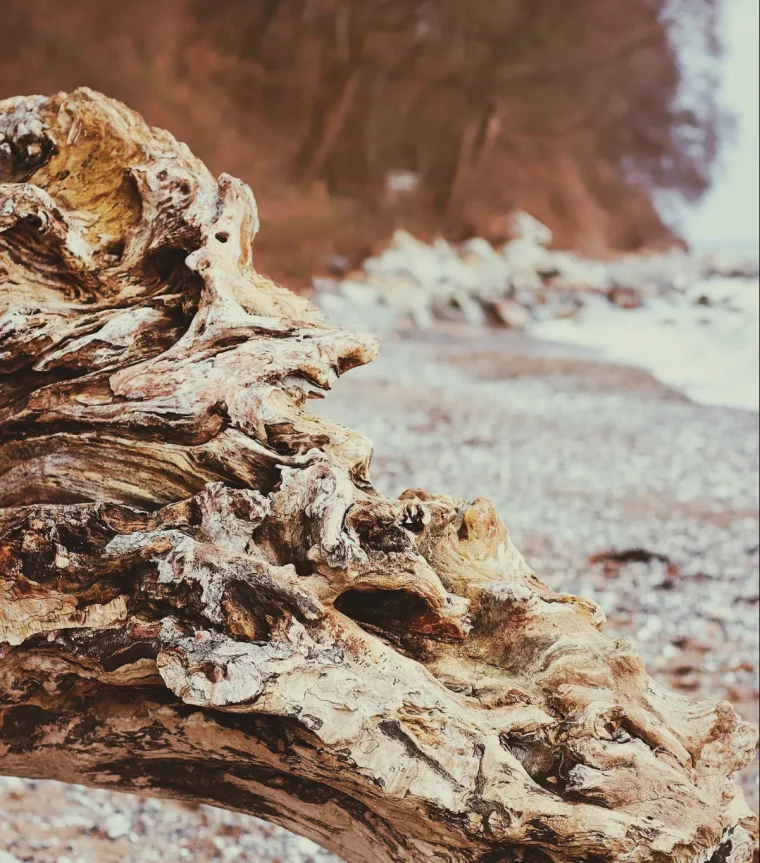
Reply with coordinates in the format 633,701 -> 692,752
314,219 -> 760,409
314,215 -> 758,331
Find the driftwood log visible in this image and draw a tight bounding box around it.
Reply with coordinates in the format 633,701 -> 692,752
0,89 -> 757,863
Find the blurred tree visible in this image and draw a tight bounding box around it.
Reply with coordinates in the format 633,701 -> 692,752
192,0 -> 728,250
0,0 -> 728,272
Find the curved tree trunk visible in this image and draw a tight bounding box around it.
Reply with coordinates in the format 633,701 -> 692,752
0,89 -> 757,863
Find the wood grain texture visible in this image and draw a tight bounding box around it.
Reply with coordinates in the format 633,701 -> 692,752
0,89 -> 757,863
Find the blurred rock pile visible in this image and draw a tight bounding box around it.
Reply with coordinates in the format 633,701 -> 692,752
314,212 -> 759,335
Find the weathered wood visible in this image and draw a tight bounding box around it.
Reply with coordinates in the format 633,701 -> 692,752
0,89 -> 757,863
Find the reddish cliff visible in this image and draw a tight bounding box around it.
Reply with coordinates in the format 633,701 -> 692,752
0,0 -> 723,285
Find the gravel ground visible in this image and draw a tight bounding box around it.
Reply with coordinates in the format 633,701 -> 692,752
1,323 -> 758,861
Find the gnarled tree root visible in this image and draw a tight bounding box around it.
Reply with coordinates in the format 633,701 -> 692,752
0,89 -> 757,863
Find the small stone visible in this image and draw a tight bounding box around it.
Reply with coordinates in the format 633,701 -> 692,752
491,298 -> 530,329
104,811 -> 132,839
607,286 -> 642,309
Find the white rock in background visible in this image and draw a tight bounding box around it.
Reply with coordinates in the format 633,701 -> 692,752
491,298 -> 531,329
311,215 -> 760,409
459,237 -> 511,300
502,212 -> 557,283
511,210 -> 553,246
551,251 -> 609,290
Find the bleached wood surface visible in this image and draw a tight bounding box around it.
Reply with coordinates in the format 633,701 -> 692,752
0,89 -> 757,863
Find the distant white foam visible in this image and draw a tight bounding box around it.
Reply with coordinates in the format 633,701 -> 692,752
314,218 -> 760,411
533,278 -> 760,411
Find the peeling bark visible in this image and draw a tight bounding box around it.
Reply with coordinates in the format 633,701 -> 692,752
0,89 -> 757,863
